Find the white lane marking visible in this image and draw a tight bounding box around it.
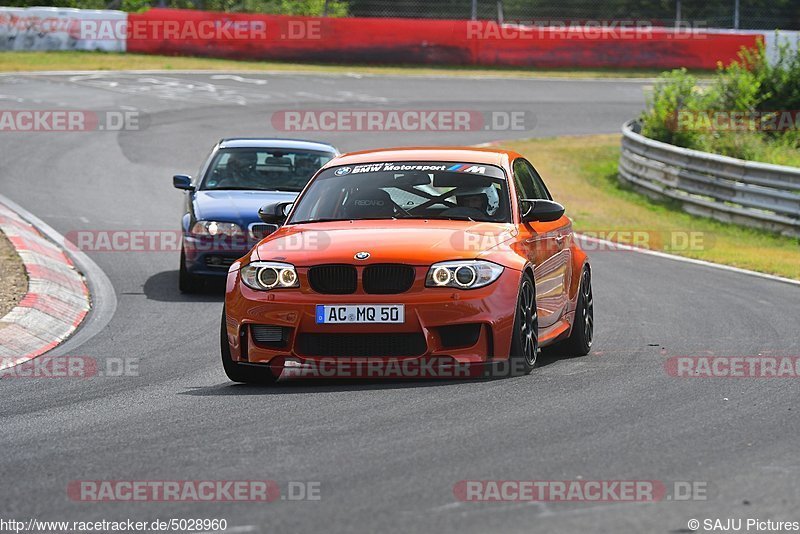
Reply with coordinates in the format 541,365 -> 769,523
335,90 -> 389,103
1,70 -> 659,83
210,74 -> 268,85
294,91 -> 346,102
66,73 -> 252,105
422,498 -> 650,519
575,234 -> 800,287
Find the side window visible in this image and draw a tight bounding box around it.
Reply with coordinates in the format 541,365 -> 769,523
513,158 -> 551,200
527,162 -> 552,200
512,159 -> 536,200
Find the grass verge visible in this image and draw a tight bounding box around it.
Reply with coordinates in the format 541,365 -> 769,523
0,51 -> 699,78
503,134 -> 800,280
0,230 -> 28,317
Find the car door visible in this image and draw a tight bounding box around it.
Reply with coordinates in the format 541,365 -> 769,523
512,158 -> 572,328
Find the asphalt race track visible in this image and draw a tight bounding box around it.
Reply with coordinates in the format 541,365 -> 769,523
1,71 -> 799,534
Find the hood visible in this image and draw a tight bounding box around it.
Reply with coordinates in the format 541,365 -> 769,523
193,190 -> 298,227
256,219 -> 516,266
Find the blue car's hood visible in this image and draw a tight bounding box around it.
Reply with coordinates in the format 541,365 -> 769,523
193,190 -> 298,227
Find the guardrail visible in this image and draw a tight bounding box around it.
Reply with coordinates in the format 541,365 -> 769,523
619,120 -> 800,237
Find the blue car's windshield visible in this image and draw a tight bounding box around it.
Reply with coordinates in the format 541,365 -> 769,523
201,148 -> 335,192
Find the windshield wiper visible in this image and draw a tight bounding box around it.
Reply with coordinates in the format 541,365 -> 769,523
205,187 -> 302,192
432,216 -> 476,222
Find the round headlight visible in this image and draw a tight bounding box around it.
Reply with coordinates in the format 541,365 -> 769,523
432,266 -> 452,286
279,268 -> 297,287
257,267 -> 279,288
455,265 -> 477,287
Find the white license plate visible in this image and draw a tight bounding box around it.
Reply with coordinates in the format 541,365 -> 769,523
315,304 -> 405,324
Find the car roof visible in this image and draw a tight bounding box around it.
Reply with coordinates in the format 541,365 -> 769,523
323,147 -> 520,169
218,138 -> 339,153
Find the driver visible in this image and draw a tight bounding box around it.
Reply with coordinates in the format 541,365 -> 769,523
454,185 -> 500,217
293,155 -> 319,179
224,151 -> 258,186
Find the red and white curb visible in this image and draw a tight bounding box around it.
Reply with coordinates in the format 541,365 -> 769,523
0,201 -> 91,370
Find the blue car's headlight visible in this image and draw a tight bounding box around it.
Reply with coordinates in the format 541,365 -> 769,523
241,261 -> 299,291
191,220 -> 244,237
425,260 -> 504,289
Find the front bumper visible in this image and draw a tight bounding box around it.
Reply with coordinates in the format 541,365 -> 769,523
224,266 -> 522,365
183,235 -> 252,278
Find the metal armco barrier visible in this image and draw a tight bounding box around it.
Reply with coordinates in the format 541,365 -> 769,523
619,120 -> 800,237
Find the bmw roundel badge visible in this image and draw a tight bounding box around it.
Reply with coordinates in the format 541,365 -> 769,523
335,166 -> 352,176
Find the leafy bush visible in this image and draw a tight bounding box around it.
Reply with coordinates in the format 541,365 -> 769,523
640,38 -> 800,167
232,0 -> 348,16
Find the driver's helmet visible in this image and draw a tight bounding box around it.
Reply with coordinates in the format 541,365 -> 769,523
294,154 -> 318,176
455,185 -> 500,216
227,151 -> 258,176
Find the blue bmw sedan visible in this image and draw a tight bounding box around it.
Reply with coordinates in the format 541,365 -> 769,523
173,138 -> 339,292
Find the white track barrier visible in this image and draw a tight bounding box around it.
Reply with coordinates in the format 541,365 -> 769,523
0,6 -> 126,52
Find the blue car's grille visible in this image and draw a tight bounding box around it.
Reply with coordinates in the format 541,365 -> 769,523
204,256 -> 237,269
249,223 -> 277,241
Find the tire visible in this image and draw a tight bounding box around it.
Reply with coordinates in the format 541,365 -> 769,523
506,272 -> 538,377
545,266 -> 593,357
220,308 -> 276,385
179,246 -> 203,293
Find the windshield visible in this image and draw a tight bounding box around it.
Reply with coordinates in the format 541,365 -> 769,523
289,161 -> 511,224
201,148 -> 335,192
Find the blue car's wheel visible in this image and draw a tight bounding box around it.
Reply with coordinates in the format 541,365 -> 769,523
179,246 -> 203,293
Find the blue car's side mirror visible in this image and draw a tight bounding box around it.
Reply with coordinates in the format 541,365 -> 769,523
173,174 -> 194,191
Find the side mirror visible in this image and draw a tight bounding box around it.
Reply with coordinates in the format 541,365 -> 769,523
173,174 -> 194,191
520,199 -> 565,223
258,202 -> 294,224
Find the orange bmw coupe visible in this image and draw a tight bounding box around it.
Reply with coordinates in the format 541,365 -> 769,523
221,147 -> 592,382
